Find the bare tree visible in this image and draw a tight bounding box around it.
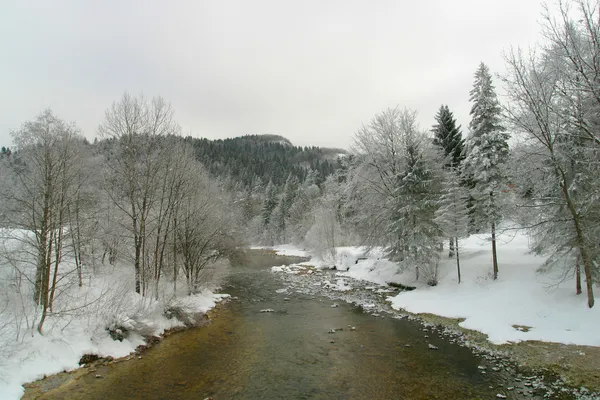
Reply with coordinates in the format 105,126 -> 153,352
7,109 -> 85,333
503,28 -> 599,307
175,166 -> 238,295
98,93 -> 180,295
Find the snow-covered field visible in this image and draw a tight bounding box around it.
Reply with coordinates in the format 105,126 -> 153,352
270,231 -> 600,347
0,231 -> 229,400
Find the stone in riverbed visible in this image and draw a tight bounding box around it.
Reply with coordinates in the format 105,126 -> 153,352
428,344 -> 438,350
260,309 -> 275,313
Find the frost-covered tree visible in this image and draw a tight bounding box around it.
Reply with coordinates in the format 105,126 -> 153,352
432,105 -> 465,256
462,62 -> 510,280
503,1 -> 600,307
352,107 -> 442,282
98,92 -> 180,294
6,109 -> 87,333
434,168 -> 469,283
272,174 -> 299,242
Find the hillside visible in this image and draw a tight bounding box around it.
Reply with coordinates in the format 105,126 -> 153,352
185,134 -> 347,187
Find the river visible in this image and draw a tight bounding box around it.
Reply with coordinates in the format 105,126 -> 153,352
36,252 -> 545,399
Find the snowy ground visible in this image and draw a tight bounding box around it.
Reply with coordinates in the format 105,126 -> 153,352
0,231 -> 229,400
270,231 -> 600,347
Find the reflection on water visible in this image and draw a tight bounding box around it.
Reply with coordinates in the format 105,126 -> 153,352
40,253 -> 534,400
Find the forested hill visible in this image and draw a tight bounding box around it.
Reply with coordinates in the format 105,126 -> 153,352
184,134 -> 346,187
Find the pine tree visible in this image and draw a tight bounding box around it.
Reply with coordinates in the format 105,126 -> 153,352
261,180 -> 278,228
388,133 -> 441,284
462,62 -> 510,280
432,105 -> 465,168
434,168 -> 470,283
432,105 -> 466,256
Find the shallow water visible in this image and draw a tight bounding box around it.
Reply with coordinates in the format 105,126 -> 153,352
41,253 -> 538,399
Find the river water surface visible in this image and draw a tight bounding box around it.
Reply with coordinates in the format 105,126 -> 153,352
40,253 -> 540,400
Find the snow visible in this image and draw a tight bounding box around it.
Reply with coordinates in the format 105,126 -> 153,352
251,244 -> 310,258
0,230 -> 229,400
273,230 -> 600,348
383,232 -> 600,346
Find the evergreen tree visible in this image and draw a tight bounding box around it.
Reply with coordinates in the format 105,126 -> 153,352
434,168 -> 470,283
432,105 -> 465,168
388,131 -> 442,284
462,62 -> 510,280
261,180 -> 278,227
432,105 -> 466,256
275,174 -> 300,242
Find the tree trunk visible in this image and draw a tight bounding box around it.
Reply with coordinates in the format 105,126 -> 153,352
455,237 -> 461,284
491,221 -> 499,280
449,237 -> 455,257
576,255 -> 582,295
556,166 -> 594,307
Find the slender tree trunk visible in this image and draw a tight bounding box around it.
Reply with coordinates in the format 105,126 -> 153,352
49,222 -> 63,312
491,221 -> 499,280
173,215 -> 178,296
576,255 -> 582,295
134,232 -> 141,294
449,237 -> 455,257
559,171 -> 594,307
455,237 -> 461,284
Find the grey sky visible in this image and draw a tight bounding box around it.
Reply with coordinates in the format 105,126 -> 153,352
1,0 -> 543,149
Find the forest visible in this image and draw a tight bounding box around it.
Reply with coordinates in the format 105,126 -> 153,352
0,0 -> 599,395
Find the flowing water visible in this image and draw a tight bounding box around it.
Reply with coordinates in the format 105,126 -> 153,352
38,253 -> 546,400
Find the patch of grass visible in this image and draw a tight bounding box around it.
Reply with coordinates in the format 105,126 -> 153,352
386,281 -> 416,291
407,312 -> 600,391
512,324 -> 532,332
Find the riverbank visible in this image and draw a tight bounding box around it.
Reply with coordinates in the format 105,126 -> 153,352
18,251 -> 308,400
22,253 -> 535,400
20,304 -> 226,400
266,232 -> 600,396
0,265 -> 230,400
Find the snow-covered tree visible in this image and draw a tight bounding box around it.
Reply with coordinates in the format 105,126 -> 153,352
462,62 -> 510,280
434,168 -> 470,283
432,105 -> 466,256
272,174 -> 299,242
351,107 -> 442,282
502,1 -> 600,307
6,109 -> 87,333
99,92 -> 180,294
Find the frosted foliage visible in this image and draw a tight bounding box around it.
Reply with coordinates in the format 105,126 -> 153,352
462,63 -> 510,230
434,169 -> 469,240
351,107 -> 442,280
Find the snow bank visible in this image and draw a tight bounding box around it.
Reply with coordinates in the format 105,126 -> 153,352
278,231 -> 600,348
384,232 -> 600,346
251,244 -> 311,258
0,257 -> 228,400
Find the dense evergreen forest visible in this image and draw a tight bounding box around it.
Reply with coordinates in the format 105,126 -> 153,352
185,134 -> 343,187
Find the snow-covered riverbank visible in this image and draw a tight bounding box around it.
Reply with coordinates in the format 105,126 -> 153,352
267,230 -> 600,348
0,259 -> 229,400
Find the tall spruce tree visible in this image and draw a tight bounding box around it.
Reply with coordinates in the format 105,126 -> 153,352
432,105 -> 465,256
432,105 -> 465,168
434,168 -> 470,283
261,180 -> 278,227
462,62 -> 510,280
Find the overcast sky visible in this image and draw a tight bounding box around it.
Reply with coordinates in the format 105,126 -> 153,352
0,0 -> 544,149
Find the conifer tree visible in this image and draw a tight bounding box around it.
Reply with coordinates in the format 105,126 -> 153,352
434,168 -> 469,283
432,104 -> 466,256
261,180 -> 278,227
432,105 -> 465,168
462,62 -> 510,280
